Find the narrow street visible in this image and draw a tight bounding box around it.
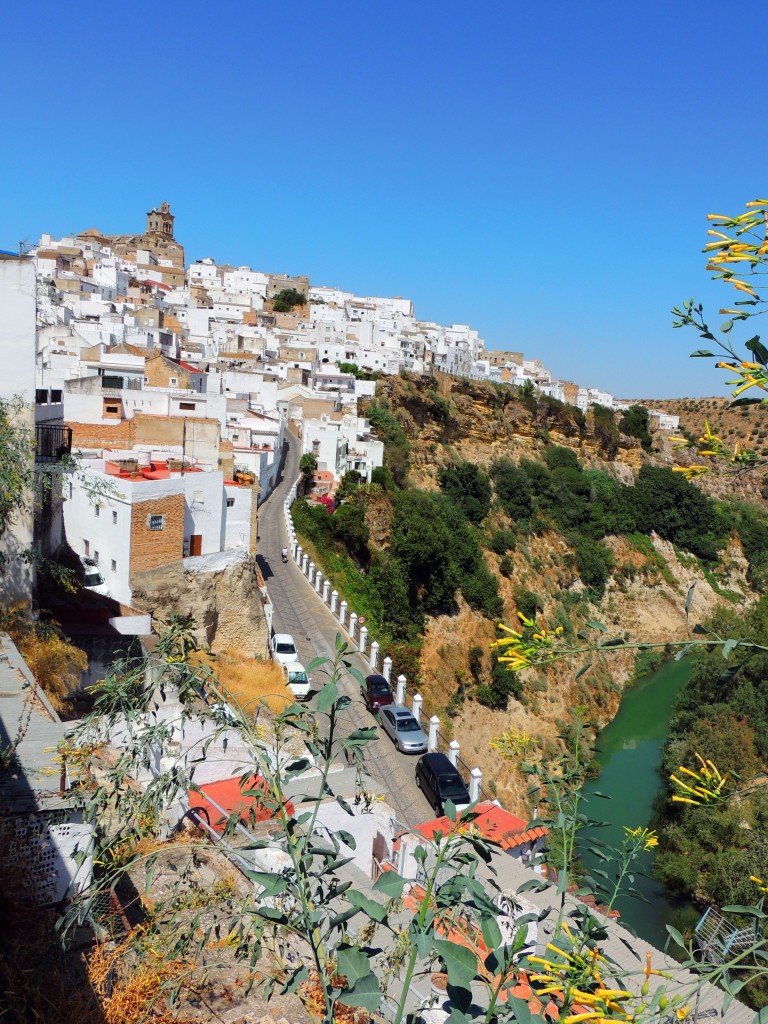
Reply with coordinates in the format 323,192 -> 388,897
256,431 -> 431,826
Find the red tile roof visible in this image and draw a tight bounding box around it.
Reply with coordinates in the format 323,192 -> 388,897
188,775 -> 293,833
415,800 -> 548,850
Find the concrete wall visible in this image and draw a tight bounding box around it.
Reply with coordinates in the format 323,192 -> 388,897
0,257 -> 36,606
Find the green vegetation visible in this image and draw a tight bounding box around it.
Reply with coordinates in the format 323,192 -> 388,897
366,400 -> 410,486
437,460 -> 492,524
299,451 -> 317,486
338,361 -> 381,381
271,287 -> 306,312
619,404 -> 653,451
293,486 -> 502,676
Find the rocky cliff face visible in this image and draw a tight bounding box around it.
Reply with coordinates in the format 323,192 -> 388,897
131,555 -> 269,657
360,373 -> 761,816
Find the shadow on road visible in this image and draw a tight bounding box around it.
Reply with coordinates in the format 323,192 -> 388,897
256,554 -> 273,580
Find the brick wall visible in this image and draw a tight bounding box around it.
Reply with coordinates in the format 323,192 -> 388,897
69,419 -> 136,447
129,493 -> 185,576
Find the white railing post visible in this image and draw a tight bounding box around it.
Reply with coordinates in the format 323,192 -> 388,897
428,715 -> 440,752
322,579 -> 330,603
330,590 -> 338,614
296,544 -> 303,565
369,640 -> 379,671
339,600 -> 347,626
291,539 -> 298,558
382,656 -> 392,683
302,554 -> 309,574
396,674 -> 406,704
315,570 -> 323,594
469,768 -> 483,802
412,693 -> 423,723
359,625 -> 368,654
349,612 -> 358,641
308,561 -> 315,584
448,740 -> 460,767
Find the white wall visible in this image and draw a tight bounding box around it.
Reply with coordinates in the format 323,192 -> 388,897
0,257 -> 36,403
223,484 -> 252,549
64,466 -> 133,606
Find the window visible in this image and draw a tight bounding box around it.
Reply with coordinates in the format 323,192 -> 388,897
169,376 -> 178,386
226,497 -> 235,508
111,560 -> 117,573
50,389 -> 62,404
112,510 -> 117,524
94,505 -> 100,517
68,482 -> 73,499
148,514 -> 165,531
105,404 -> 119,414
93,551 -> 99,565
35,389 -> 48,405
84,540 -> 90,556
179,402 -> 195,410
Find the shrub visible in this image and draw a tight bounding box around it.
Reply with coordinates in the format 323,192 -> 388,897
513,587 -> 542,620
488,528 -> 516,555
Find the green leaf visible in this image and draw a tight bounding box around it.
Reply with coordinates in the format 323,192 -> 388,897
305,656 -> 326,673
246,871 -> 288,897
585,619 -> 608,633
720,319 -> 734,333
339,971 -> 381,1011
692,623 -> 709,635
480,914 -> 502,950
685,582 -> 695,618
722,904 -> 768,920
433,938 -> 477,988
373,870 -> 406,899
745,335 -> 768,366
574,662 -> 592,679
347,890 -> 388,923
329,907 -> 360,930
316,682 -> 338,710
723,638 -> 739,659
690,349 -> 715,357
665,924 -> 686,949
336,945 -> 372,984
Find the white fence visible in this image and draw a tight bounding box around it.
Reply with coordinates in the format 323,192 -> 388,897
283,484 -> 484,801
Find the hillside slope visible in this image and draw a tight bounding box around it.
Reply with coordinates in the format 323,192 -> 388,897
300,373 -> 766,815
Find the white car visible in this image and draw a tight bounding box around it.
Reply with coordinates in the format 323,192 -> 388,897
80,556 -> 109,597
271,632 -> 298,667
284,661 -> 310,700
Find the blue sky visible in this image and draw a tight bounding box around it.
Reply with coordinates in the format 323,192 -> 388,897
2,0 -> 764,398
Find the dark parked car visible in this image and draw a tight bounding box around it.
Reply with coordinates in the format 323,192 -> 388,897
379,705 -> 428,754
361,674 -> 395,713
415,752 -> 471,816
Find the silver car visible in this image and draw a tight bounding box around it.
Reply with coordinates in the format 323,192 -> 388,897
379,704 -> 428,754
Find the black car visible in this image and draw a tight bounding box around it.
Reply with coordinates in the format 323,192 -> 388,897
415,752 -> 471,816
361,674 -> 395,713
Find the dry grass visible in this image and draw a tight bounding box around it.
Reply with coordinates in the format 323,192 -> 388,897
0,602 -> 87,714
193,649 -> 293,715
87,941 -> 197,1024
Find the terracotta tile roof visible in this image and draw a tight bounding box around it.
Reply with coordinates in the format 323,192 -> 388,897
415,800 -> 548,850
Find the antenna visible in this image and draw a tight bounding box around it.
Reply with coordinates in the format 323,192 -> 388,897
18,239 -> 33,257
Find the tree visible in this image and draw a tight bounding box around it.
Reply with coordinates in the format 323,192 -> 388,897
299,451 -> 317,487
437,460 -> 492,524
272,288 -> 307,312
619,404 -> 653,452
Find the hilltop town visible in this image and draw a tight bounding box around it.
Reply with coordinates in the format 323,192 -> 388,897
1,200 -> 683,620
3,205 -> 757,1024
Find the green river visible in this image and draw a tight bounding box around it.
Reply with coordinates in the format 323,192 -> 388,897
581,658 -> 694,949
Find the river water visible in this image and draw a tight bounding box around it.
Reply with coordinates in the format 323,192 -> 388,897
580,658 -> 693,949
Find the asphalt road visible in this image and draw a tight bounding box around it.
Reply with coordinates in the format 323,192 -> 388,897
256,431 -> 432,827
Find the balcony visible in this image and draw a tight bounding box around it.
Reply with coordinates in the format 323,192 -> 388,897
35,423 -> 72,464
